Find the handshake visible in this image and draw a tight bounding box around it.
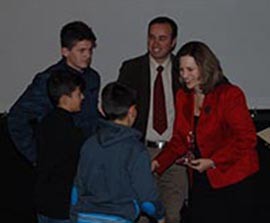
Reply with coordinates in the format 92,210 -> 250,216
151,151 -> 195,173
152,151 -> 215,173
175,151 -> 195,165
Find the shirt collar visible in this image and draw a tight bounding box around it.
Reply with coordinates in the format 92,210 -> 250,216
149,55 -> 171,70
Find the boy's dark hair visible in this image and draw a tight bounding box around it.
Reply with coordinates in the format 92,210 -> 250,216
101,82 -> 137,121
48,70 -> 85,106
60,21 -> 97,49
148,16 -> 178,40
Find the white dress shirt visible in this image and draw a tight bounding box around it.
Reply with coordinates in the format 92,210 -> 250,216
146,55 -> 175,142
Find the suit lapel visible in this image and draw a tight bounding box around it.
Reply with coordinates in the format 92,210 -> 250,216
141,54 -> 151,118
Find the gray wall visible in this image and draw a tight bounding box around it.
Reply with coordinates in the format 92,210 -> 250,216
0,0 -> 269,111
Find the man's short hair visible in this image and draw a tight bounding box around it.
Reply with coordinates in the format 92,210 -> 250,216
148,16 -> 178,40
101,82 -> 137,121
47,70 -> 85,106
60,21 -> 97,49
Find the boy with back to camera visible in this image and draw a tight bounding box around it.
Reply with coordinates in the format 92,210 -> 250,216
35,70 -> 86,223
70,82 -> 165,223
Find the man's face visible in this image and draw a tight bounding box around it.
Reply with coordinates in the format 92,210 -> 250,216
61,40 -> 94,71
147,23 -> 176,63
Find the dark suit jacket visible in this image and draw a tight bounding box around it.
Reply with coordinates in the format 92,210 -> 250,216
118,53 -> 181,139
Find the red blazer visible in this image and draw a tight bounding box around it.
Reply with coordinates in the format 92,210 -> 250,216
155,83 -> 259,189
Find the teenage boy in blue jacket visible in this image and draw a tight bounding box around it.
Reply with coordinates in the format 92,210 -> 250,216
8,21 -> 100,164
70,82 -> 165,223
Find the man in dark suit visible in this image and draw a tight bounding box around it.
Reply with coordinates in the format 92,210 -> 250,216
118,16 -> 188,223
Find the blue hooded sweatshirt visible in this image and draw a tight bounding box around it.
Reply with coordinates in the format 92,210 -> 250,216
70,119 -> 164,222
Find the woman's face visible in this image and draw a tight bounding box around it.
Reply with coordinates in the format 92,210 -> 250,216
179,55 -> 201,90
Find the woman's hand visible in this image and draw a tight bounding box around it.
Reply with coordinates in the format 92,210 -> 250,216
186,158 -> 215,173
151,160 -> 160,172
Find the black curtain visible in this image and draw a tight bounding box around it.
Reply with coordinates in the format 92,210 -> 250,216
0,115 -> 37,223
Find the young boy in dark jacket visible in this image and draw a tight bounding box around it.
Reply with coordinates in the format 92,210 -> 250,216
70,82 -> 165,223
35,70 -> 86,223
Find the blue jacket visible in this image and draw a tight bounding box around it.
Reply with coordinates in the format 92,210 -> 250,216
70,120 -> 164,222
7,59 -> 100,163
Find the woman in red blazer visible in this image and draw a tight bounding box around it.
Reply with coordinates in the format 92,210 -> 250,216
152,41 -> 259,223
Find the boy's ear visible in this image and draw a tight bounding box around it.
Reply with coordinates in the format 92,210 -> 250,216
59,94 -> 68,106
128,105 -> 137,118
127,105 -> 137,127
61,47 -> 70,58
